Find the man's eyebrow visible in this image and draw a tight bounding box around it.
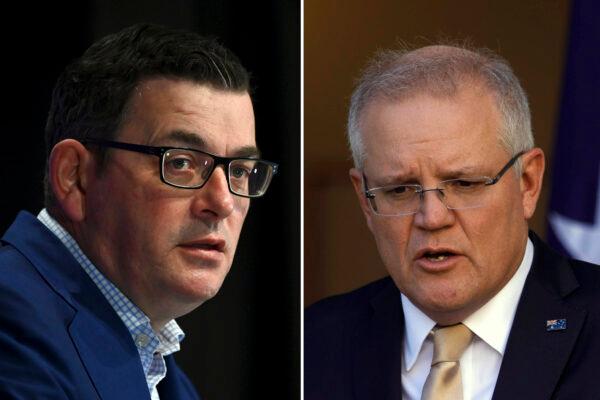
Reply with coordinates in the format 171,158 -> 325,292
233,146 -> 261,158
161,130 -> 261,158
371,173 -> 415,187
442,165 -> 482,177
371,164 -> 484,186
162,130 -> 207,148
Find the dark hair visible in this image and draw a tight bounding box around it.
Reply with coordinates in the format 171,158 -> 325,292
44,23 -> 250,208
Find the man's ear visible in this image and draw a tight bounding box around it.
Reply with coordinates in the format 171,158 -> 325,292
48,139 -> 94,222
519,147 -> 545,219
349,167 -> 375,233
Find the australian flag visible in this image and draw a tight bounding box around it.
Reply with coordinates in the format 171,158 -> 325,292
547,0 -> 600,264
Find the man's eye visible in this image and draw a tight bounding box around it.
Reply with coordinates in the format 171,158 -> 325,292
170,158 -> 193,170
231,166 -> 250,179
456,180 -> 474,187
448,179 -> 484,190
384,186 -> 412,197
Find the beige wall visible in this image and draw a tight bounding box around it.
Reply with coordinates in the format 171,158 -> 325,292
304,0 -> 570,306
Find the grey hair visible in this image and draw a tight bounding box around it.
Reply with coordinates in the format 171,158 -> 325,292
347,45 -> 534,172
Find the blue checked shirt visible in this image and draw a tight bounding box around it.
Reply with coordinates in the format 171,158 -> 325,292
38,209 -> 185,400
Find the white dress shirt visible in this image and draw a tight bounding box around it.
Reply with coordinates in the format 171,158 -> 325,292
401,238 -> 534,400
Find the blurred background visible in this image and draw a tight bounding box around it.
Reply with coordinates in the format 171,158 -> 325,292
305,0 -> 600,307
1,1 -> 299,399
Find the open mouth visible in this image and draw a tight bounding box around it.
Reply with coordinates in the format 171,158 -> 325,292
424,251 -> 455,262
181,243 -> 220,251
415,246 -> 461,263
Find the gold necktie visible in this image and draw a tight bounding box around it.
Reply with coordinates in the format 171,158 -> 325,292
421,323 -> 473,400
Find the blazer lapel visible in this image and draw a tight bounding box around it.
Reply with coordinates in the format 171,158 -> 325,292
492,234 -> 586,399
352,281 -> 404,400
3,212 -> 149,400
69,288 -> 150,400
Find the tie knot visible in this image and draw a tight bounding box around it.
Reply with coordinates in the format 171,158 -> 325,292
431,323 -> 473,364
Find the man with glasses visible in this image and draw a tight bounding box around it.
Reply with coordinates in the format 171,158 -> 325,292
0,24 -> 276,399
305,45 -> 600,399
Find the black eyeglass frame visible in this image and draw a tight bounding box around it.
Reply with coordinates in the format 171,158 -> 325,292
363,150 -> 527,205
81,138 -> 279,198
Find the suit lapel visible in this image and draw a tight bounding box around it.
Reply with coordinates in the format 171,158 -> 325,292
67,272 -> 150,400
4,212 -> 150,400
158,356 -> 200,400
492,234 -> 586,399
352,280 -> 404,400
69,309 -> 150,400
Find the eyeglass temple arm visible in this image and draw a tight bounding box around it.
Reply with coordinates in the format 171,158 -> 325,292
486,150 -> 526,185
362,174 -> 376,199
81,138 -> 164,157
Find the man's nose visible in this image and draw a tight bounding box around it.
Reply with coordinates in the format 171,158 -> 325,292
413,188 -> 455,230
191,166 -> 235,220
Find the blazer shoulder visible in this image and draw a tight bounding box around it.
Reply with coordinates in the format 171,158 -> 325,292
569,258 -> 600,287
305,278 -> 402,400
0,243 -> 73,315
0,242 -> 76,355
531,232 -> 600,297
305,277 -> 397,332
567,258 -> 600,310
0,244 -> 94,399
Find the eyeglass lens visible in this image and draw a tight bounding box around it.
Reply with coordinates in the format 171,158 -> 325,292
162,148 -> 274,196
368,178 -> 491,216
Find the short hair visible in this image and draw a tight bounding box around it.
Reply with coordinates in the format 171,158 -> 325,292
347,44 -> 534,170
44,23 -> 250,208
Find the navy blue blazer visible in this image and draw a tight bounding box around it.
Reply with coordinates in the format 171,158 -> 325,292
305,233 -> 600,399
0,211 -> 200,400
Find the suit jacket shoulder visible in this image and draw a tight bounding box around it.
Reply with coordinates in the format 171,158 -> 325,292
305,277 -> 404,400
306,277 -> 397,332
0,211 -> 200,400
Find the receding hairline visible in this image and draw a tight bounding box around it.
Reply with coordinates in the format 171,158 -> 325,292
347,43 -> 534,169
358,78 -> 507,151
356,44 -> 504,101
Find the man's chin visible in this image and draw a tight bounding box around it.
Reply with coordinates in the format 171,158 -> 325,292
162,255 -> 232,311
176,274 -> 227,304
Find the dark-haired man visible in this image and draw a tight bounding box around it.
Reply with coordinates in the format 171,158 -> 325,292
0,24 -> 277,399
305,44 -> 600,399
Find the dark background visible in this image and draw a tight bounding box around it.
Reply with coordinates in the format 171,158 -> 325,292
1,1 -> 300,399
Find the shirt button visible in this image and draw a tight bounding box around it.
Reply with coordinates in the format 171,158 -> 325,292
135,334 -> 150,348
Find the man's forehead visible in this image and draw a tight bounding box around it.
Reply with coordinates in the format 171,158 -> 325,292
360,92 -> 509,182
361,84 -> 501,143
160,130 -> 260,158
119,78 -> 256,155
130,77 -> 253,112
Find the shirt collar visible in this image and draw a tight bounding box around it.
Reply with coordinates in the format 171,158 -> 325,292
463,238 -> 533,355
401,238 -> 534,370
401,293 -> 436,371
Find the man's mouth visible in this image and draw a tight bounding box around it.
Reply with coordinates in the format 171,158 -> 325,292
424,251 -> 455,262
179,237 -> 226,253
415,247 -> 461,263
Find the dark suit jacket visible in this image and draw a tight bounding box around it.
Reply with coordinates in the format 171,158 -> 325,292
305,232 -> 600,399
0,211 -> 200,400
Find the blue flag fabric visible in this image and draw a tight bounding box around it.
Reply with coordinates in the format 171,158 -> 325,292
547,0 -> 600,264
